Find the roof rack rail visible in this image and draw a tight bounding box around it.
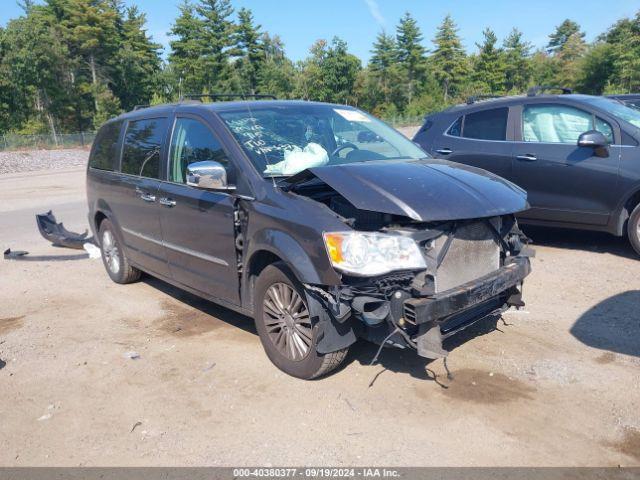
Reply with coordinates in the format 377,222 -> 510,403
179,93 -> 277,102
527,85 -> 572,97
466,94 -> 503,105
133,104 -> 150,110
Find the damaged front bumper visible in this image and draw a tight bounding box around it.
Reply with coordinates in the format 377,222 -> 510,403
307,254 -> 531,359
405,256 -> 530,358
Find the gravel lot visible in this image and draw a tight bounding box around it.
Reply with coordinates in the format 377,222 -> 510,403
0,148 -> 90,174
1,130 -> 639,467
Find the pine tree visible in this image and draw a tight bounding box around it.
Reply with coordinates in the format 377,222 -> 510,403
113,6 -> 162,111
431,15 -> 469,101
234,8 -> 265,94
472,28 -> 507,94
169,1 -> 206,96
554,32 -> 587,88
258,33 -> 295,98
395,12 -> 426,102
195,0 -> 236,92
503,28 -> 532,92
547,19 -> 585,54
370,31 -> 397,73
48,0 -> 121,124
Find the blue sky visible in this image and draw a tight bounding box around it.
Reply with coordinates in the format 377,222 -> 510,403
1,0 -> 638,63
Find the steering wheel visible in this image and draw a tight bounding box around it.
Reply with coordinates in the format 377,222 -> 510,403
332,143 -> 359,157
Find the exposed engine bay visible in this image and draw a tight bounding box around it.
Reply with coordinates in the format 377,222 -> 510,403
285,176 -> 534,359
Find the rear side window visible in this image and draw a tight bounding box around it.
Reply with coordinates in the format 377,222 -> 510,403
89,121 -> 122,171
121,118 -> 168,178
462,108 -> 508,141
447,117 -> 462,137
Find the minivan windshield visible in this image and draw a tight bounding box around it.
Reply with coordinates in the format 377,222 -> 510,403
217,104 -> 428,177
581,96 -> 640,129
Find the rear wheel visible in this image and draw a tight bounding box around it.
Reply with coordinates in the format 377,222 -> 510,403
254,263 -> 348,379
98,219 -> 141,284
628,204 -> 640,257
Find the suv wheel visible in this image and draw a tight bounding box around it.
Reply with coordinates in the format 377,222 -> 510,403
254,263 -> 348,379
98,219 -> 141,284
628,204 -> 640,257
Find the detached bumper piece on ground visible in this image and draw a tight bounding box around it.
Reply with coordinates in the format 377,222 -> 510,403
36,210 -> 94,249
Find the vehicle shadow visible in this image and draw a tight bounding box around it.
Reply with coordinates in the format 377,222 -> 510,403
142,276 -> 257,336
346,313 -> 504,385
522,225 -> 637,260
570,290 -> 640,358
142,274 -> 509,382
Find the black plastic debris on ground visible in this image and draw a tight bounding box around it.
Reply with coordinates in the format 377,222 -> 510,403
0,359 -> 6,370
36,210 -> 94,249
3,248 -> 28,260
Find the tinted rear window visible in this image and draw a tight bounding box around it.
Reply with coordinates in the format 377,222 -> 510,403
463,108 -> 508,141
121,118 -> 168,178
89,121 -> 122,171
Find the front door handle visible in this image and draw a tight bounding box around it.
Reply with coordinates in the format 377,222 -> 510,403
135,188 -> 156,202
516,154 -> 537,162
159,197 -> 177,207
435,148 -> 453,155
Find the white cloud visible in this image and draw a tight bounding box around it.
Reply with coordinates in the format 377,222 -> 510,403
363,0 -> 385,27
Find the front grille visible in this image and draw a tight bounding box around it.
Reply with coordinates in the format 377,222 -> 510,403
434,221 -> 499,293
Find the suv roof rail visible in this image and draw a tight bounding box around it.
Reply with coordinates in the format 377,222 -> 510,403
527,85 -> 572,97
466,94 -> 504,105
179,93 -> 277,103
133,104 -> 150,110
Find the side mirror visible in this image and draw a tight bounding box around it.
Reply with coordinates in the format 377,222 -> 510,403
578,130 -> 608,148
186,161 -> 234,190
578,130 -> 609,158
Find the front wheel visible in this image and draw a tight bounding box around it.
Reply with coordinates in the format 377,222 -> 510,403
628,204 -> 640,257
254,263 -> 348,379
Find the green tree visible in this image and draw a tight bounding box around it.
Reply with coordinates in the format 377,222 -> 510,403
599,12 -> 640,92
547,19 -> 585,54
234,8 -> 265,94
554,31 -> 587,88
112,6 -> 162,111
257,33 -> 295,98
367,31 -> 404,110
195,0 -> 236,92
431,15 -> 469,101
395,12 -> 426,102
47,0 -> 121,124
168,1 -> 206,96
472,28 -> 506,94
503,28 -> 532,92
296,37 -> 361,104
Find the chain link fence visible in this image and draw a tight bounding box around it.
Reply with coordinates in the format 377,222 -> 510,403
0,132 -> 96,151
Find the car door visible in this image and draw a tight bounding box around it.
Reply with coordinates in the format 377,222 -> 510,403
157,115 -> 240,304
110,117 -> 170,277
512,103 -> 622,226
430,106 -> 516,182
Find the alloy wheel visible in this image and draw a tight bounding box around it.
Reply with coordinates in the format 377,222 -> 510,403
102,230 -> 121,275
263,282 -> 313,361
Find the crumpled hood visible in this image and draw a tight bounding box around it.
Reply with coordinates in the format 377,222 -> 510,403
283,158 -> 528,222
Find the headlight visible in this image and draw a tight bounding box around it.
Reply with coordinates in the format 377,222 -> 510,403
323,231 -> 426,276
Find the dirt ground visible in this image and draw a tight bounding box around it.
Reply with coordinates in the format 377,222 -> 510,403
0,165 -> 639,467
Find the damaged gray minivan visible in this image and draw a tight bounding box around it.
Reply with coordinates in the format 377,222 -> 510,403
87,99 -> 533,379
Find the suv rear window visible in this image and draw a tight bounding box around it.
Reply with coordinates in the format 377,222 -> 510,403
121,118 -> 168,178
89,121 -> 122,171
463,108 -> 508,141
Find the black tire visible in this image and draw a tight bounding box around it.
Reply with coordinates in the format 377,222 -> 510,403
628,204 -> 640,257
98,219 -> 141,284
254,263 -> 348,379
